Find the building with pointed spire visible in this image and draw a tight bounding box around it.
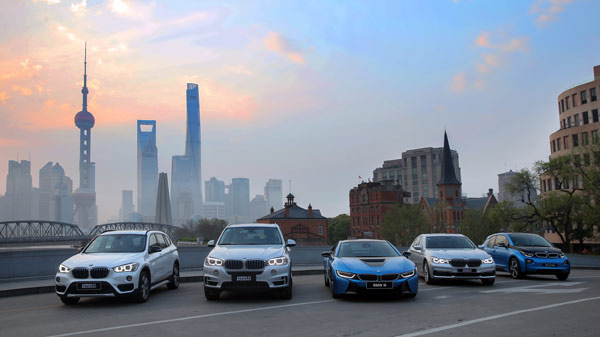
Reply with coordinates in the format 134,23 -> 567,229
72,43 -> 98,230
155,172 -> 172,225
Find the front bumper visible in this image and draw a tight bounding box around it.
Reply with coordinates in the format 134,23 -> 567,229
331,272 -> 418,295
203,264 -> 291,290
431,263 -> 496,279
55,270 -> 139,298
523,257 -> 570,274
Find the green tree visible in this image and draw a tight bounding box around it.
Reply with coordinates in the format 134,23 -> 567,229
459,202 -> 526,245
328,214 -> 350,245
380,205 -> 428,247
173,218 -> 228,242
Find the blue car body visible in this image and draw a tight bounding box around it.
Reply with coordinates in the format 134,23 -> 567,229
481,233 -> 570,280
323,239 -> 418,298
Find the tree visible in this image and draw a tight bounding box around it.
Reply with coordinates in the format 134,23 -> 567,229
328,214 -> 350,245
380,205 -> 428,247
173,218 -> 228,242
459,202 -> 527,245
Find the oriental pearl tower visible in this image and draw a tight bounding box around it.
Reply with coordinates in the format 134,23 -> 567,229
72,43 -> 98,230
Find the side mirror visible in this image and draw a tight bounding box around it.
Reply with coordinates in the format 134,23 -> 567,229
413,245 -> 422,251
149,245 -> 162,254
402,251 -> 411,258
497,242 -> 507,248
478,245 -> 485,250
321,251 -> 331,258
207,240 -> 215,247
76,246 -> 84,253
286,239 -> 297,247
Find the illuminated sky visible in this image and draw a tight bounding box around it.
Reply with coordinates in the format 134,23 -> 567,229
1,0 -> 599,223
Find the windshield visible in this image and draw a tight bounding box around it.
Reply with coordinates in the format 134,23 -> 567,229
218,227 -> 282,245
338,241 -> 399,258
426,236 -> 476,249
508,233 -> 552,247
84,234 -> 146,253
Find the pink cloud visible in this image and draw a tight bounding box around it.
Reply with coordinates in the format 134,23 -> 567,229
11,85 -> 33,96
450,73 -> 467,92
531,0 -> 575,27
0,91 -> 10,105
263,31 -> 306,65
0,59 -> 43,81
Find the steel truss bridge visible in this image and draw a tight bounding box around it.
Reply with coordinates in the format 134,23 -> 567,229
0,220 -> 180,243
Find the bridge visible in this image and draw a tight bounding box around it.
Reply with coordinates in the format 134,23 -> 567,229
0,220 -> 180,243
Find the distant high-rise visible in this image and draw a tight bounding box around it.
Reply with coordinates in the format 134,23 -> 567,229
119,190 -> 134,220
171,83 -> 203,222
203,202 -> 225,220
205,177 -> 225,203
52,177 -> 73,223
155,172 -> 172,225
72,44 -> 98,230
228,178 -> 250,224
498,170 -> 538,207
3,160 -> 33,220
264,179 -> 283,210
250,194 -> 269,222
137,120 -> 158,220
39,162 -> 72,221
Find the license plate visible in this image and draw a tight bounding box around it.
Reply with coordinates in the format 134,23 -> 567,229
543,263 -> 557,267
366,282 -> 392,289
77,282 -> 100,290
234,275 -> 253,282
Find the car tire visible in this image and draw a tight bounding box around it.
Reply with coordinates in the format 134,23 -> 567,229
279,275 -> 293,300
556,272 -> 569,280
132,270 -> 150,303
330,272 -> 343,299
423,262 -> 436,285
404,292 -> 417,298
509,258 -> 524,279
324,270 -> 330,287
167,263 -> 180,290
481,278 -> 495,286
59,296 -> 80,305
204,286 -> 220,301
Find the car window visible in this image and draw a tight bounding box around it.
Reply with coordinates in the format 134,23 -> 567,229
485,236 -> 496,248
495,235 -> 509,247
84,234 -> 146,253
508,233 -> 552,247
218,227 -> 283,245
410,235 -> 421,248
425,236 -> 476,249
149,233 -> 159,248
162,234 -> 172,247
338,241 -> 399,257
156,234 -> 168,249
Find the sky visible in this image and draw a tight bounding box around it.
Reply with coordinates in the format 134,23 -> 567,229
1,0 -> 599,223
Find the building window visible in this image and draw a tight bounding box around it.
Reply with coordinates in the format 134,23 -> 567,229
592,130 -> 599,144
583,111 -> 589,125
581,90 -> 588,104
547,178 -> 552,191
574,176 -> 579,189
552,140 -> 556,153
567,116 -> 572,127
542,179 -> 547,192
556,138 -> 561,150
561,119 -> 566,129
584,153 -> 591,166
318,224 -> 323,235
566,97 -> 569,110
563,178 -> 569,190
563,136 -> 569,149
561,99 -> 565,112
591,87 -> 597,102
574,114 -> 580,126
593,109 -> 599,123
582,132 -> 589,146
555,178 -> 561,190
572,93 -> 577,107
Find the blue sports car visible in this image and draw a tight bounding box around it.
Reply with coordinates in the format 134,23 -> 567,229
322,239 -> 418,298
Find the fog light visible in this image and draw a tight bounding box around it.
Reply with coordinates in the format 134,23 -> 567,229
526,259 -> 533,264
213,270 -> 219,275
271,269 -> 277,275
126,276 -> 132,281
564,260 -> 570,265
56,277 -> 60,282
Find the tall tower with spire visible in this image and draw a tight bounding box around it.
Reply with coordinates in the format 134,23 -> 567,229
435,131 -> 464,233
72,43 -> 98,230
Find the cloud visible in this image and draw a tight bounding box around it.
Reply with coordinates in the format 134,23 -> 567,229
450,73 -> 467,92
35,0 -> 61,4
0,58 -> 43,81
0,91 -> 10,105
263,31 -> 306,65
11,85 -> 33,96
531,0 -> 575,27
473,31 -> 528,74
475,32 -> 491,47
108,0 -> 155,20
70,0 -> 87,16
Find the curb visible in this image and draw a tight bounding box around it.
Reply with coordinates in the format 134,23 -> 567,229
0,268 -> 324,298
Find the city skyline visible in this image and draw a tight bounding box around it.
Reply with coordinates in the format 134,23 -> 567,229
1,1 -> 600,223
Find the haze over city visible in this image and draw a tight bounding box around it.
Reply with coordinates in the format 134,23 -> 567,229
1,0 -> 599,223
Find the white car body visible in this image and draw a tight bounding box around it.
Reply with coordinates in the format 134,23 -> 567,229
55,230 -> 179,304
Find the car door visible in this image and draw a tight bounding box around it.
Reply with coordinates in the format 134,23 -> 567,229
408,235 -> 424,273
491,235 -> 511,269
326,242 -> 338,281
147,233 -> 163,282
155,234 -> 172,280
483,235 -> 497,259
161,234 -> 177,274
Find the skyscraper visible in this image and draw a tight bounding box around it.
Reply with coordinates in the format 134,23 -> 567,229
205,177 -> 225,203
52,177 -> 73,223
72,44 -> 98,230
250,194 -> 269,221
155,172 -> 172,225
2,160 -> 33,220
228,178 -> 250,224
119,190 -> 134,220
39,162 -> 73,221
264,179 -> 283,210
171,155 -> 193,224
137,120 -> 158,220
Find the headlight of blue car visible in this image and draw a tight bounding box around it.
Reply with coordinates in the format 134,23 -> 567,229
336,270 -> 356,279
519,250 -> 534,257
401,269 -> 416,278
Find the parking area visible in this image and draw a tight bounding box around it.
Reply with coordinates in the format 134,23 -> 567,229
1,270 -> 599,337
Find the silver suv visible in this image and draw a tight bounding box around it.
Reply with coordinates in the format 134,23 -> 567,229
55,230 -> 180,304
203,224 -> 296,300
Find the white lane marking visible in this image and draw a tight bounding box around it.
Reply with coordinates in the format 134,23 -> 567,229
480,282 -> 587,294
44,299 -> 335,337
394,296 -> 600,337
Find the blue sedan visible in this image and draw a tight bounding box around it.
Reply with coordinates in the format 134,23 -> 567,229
322,239 -> 418,299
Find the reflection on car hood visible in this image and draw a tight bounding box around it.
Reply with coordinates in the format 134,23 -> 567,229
209,245 -> 285,260
426,248 -> 491,260
63,253 -> 142,268
513,246 -> 563,254
337,256 -> 411,273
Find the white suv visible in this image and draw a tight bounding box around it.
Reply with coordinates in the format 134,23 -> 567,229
55,230 -> 180,304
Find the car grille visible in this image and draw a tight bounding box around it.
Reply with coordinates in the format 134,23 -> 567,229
449,259 -> 481,267
357,274 -> 378,281
381,274 -> 399,281
535,252 -> 559,258
72,268 -> 89,279
224,260 -> 244,270
245,260 -> 265,270
90,267 -> 109,278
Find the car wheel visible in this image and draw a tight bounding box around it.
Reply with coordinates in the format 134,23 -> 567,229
509,258 -> 524,279
404,292 -> 417,298
133,271 -> 150,303
423,262 -> 436,285
59,296 -> 80,305
324,270 -> 330,287
167,263 -> 180,290
279,275 -> 293,300
204,286 -> 220,301
556,272 -> 569,281
481,278 -> 495,286
330,271 -> 343,299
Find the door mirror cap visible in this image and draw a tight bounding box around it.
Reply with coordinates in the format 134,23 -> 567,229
286,239 -> 297,247
402,251 -> 411,258
207,240 -> 215,247
321,251 -> 331,258
149,245 -> 162,254
478,245 -> 485,250
413,245 -> 422,251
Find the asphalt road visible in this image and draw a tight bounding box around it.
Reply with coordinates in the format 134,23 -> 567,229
1,270 -> 600,337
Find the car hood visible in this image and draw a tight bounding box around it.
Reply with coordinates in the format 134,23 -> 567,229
426,248 -> 491,260
63,253 -> 142,268
336,256 -> 412,273
209,245 -> 285,260
513,246 -> 563,254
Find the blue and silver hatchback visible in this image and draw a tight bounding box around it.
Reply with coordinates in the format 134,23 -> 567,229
481,233 -> 570,280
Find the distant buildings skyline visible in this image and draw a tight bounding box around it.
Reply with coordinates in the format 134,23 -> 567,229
137,120 -> 158,220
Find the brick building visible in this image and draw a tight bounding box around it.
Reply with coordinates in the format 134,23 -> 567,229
349,180 -> 409,239
256,194 -> 328,245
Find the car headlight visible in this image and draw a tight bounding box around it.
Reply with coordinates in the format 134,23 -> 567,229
401,269 -> 416,278
519,250 -> 534,257
336,270 -> 356,279
113,263 -> 139,273
481,257 -> 494,264
58,264 -> 71,273
267,256 -> 288,266
205,257 -> 224,266
432,257 -> 449,264
559,253 -> 565,258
